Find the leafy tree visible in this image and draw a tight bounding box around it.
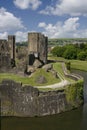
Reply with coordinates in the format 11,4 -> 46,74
77,51 -> 87,60
63,46 -> 77,59
51,46 -> 65,57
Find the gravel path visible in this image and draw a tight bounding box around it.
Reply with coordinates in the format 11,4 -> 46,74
35,80 -> 70,89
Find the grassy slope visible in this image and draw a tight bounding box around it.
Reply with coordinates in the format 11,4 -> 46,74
0,58 -> 84,87
0,68 -> 60,86
53,62 -> 75,82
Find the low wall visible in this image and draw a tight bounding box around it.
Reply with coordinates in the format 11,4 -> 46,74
0,79 -> 84,117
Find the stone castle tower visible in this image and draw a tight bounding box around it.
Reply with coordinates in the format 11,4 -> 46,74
0,35 -> 15,70
28,32 -> 48,71
8,35 -> 15,63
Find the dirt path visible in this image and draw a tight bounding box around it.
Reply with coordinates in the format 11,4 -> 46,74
35,80 -> 70,89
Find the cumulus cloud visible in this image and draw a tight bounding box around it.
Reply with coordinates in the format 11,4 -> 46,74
0,7 -> 25,32
40,0 -> 87,16
0,32 -> 8,39
14,0 -> 42,10
0,31 -> 28,42
38,17 -> 81,38
15,31 -> 28,42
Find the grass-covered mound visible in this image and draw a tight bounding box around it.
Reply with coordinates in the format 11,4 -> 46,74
0,68 -> 60,86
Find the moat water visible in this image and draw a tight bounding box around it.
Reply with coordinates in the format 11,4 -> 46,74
1,70 -> 87,130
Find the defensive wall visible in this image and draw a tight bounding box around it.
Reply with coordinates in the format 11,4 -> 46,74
0,78 -> 83,117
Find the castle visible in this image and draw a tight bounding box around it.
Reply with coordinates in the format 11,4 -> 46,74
0,35 -> 15,70
0,32 -> 48,72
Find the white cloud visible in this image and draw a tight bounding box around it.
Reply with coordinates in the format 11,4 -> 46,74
0,31 -> 27,42
40,0 -> 87,16
15,31 -> 28,42
0,7 -> 25,32
0,32 -> 8,39
38,22 -> 46,28
38,17 -> 81,38
14,0 -> 42,10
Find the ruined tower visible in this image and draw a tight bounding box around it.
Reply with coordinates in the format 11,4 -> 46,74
28,32 -> 48,71
8,35 -> 15,66
0,40 -> 11,69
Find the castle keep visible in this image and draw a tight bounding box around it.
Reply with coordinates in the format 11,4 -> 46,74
28,32 -> 48,70
0,35 -> 15,70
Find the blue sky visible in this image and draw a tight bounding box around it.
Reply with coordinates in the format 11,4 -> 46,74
0,0 -> 87,42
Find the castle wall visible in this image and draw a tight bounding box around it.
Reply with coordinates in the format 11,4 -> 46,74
28,32 -> 48,67
8,35 -> 15,61
0,40 -> 11,69
39,34 -> 48,64
28,33 -> 39,53
0,80 -> 83,117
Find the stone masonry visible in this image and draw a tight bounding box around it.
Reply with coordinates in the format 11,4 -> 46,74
0,40 -> 11,69
0,80 -> 83,117
8,35 -> 15,63
28,32 -> 48,71
0,35 -> 15,70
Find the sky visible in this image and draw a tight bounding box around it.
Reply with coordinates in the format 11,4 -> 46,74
0,0 -> 87,42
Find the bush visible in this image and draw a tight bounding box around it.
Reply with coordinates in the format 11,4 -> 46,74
65,61 -> 71,70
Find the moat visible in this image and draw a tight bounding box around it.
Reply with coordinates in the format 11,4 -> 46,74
1,70 -> 87,130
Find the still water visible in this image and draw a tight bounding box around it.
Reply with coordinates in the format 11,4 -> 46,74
1,70 -> 87,130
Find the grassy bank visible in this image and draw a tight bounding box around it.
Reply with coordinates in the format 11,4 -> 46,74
0,68 -> 60,86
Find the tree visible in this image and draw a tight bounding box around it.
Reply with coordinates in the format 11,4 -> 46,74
51,46 -> 65,57
63,46 -> 77,59
77,51 -> 87,60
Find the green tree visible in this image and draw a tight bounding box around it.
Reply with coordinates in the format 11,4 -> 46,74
51,46 -> 65,57
63,46 -> 77,59
77,51 -> 87,60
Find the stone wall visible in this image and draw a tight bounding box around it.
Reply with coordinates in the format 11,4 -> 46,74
28,33 -> 48,69
0,40 -> 11,69
0,79 -> 83,117
8,35 -> 16,66
0,35 -> 16,70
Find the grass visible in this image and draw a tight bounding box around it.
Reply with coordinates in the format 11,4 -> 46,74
48,55 -> 87,71
48,55 -> 66,61
69,60 -> 87,71
0,68 -> 60,86
53,62 -> 75,82
0,57 -> 83,90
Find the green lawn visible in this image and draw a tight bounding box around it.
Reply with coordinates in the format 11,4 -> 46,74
48,55 -> 87,71
0,68 -> 60,86
69,60 -> 87,71
48,55 -> 66,61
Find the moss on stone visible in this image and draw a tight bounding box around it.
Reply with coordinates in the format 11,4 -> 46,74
65,79 -> 84,107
